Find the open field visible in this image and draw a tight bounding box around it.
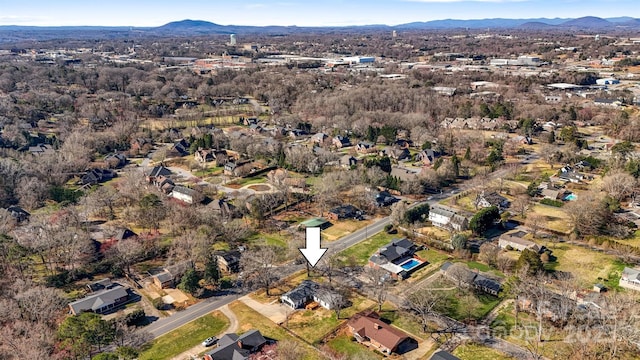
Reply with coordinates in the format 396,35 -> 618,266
546,243 -> 627,289
322,219 -> 375,242
529,203 -> 572,234
138,311 -> 229,360
453,343 -> 516,360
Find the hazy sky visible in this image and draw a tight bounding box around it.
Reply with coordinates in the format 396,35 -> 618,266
0,0 -> 638,27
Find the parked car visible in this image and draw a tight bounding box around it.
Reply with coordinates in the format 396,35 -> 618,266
202,336 -> 218,347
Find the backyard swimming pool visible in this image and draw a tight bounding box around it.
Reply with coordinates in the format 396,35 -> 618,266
564,193 -> 577,201
400,258 -> 422,271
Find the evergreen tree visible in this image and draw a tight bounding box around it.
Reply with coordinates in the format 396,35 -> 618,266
469,206 -> 500,235
204,255 -> 221,285
179,268 -> 201,295
464,146 -> 471,161
516,248 -> 544,275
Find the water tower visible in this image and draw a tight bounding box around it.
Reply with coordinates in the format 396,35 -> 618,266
230,34 -> 237,46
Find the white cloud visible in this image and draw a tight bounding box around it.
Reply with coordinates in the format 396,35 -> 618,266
245,3 -> 267,9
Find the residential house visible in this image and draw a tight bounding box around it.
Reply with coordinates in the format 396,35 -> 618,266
154,175 -> 175,194
541,188 -> 562,200
474,191 -> 509,210
332,135 -> 351,148
347,313 -> 418,355
152,261 -> 193,289
498,231 -> 540,252
130,138 -> 152,153
210,198 -> 235,219
428,205 -> 469,231
620,267 -> 640,291
147,165 -> 172,180
114,228 -> 137,241
557,166 -> 588,183
169,139 -> 190,157
355,141 -> 375,154
311,132 -> 328,145
375,191 -> 399,207
368,238 -> 425,280
68,285 -> 129,315
216,250 -> 242,274
430,350 -> 461,360
203,329 -> 267,360
327,205 -> 363,221
387,147 -> 410,161
339,155 -> 358,168
415,149 -> 437,166
248,123 -> 263,134
287,129 -> 308,139
511,135 -> 532,145
6,205 -> 30,222
81,168 -> 116,186
104,153 -> 127,168
28,143 -> 55,155
195,149 -> 215,163
170,186 -> 202,204
223,162 -> 237,176
440,262 -> 502,296
280,280 -> 342,310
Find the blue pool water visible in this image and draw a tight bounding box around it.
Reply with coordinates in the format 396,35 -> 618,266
564,193 -> 577,201
401,259 -> 421,270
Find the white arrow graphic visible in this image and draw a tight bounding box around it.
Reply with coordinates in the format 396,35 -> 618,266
299,227 -> 327,267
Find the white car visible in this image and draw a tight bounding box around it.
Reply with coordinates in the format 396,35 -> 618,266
202,336 -> 218,347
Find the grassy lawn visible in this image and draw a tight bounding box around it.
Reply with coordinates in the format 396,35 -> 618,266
453,343 -> 516,360
327,334 -> 384,359
227,176 -> 267,188
138,312 -> 229,360
489,303 -> 572,359
229,301 -> 323,360
547,243 -> 622,288
530,203 -> 572,234
335,232 -> 397,266
248,232 -> 290,249
321,219 -> 374,242
379,302 -> 427,340
435,282 -> 502,322
416,248 -> 451,264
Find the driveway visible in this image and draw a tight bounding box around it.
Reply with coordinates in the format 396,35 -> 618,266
239,295 -> 290,324
169,305 -> 239,360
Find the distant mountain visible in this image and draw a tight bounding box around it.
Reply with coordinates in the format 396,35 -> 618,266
560,16 -> 613,29
518,21 -> 558,30
396,18 -> 572,29
154,19 -> 232,34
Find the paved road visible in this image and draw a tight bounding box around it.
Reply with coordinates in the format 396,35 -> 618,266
144,291 -> 242,338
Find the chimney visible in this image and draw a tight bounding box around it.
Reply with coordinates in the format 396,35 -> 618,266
374,323 -> 381,330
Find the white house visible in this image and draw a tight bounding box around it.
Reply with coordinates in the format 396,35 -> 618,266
428,205 -> 469,231
170,186 -> 201,204
620,267 -> 640,291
